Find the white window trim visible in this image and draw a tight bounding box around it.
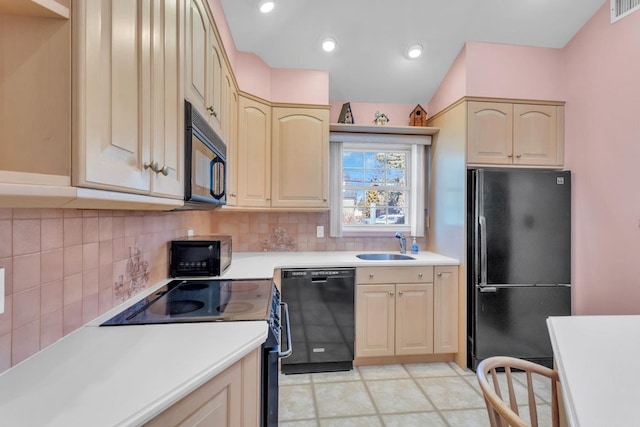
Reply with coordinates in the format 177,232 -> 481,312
329,133 -> 429,238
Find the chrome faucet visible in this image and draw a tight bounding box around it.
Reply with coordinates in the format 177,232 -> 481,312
395,232 -> 407,254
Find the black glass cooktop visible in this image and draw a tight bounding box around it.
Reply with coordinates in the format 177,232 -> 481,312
101,279 -> 274,326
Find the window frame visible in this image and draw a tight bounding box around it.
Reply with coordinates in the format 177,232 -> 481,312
329,131 -> 429,238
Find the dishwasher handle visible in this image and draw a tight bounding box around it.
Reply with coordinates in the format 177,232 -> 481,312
278,302 -> 293,359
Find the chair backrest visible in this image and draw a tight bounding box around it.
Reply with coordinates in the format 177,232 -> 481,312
476,356 -> 560,427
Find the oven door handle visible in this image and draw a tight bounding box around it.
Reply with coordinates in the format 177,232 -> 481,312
278,302 -> 293,359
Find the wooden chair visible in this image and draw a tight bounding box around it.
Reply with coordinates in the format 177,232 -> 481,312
476,356 -> 560,427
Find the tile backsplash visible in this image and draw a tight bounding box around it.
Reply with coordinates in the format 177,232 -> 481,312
0,208 -> 212,373
0,207 -> 421,374
210,210 -> 417,253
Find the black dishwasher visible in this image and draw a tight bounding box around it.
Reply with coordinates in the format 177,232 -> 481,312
281,268 -> 355,374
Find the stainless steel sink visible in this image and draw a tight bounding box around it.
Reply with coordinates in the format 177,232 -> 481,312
356,253 -> 416,261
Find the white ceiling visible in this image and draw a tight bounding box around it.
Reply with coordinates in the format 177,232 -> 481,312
219,0 -> 606,104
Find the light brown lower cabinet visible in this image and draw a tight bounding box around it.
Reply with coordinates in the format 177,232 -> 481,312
355,265 -> 459,359
145,347 -> 261,427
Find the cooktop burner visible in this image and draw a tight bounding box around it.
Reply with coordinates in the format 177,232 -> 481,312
101,278 -> 275,326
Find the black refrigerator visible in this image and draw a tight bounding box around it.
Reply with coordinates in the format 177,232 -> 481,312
467,169 -> 571,371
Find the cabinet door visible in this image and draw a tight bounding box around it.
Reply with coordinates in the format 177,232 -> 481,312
513,104 -> 561,166
147,0 -> 184,198
467,101 -> 513,165
72,0 -> 150,192
206,26 -> 223,134
145,359 -> 243,427
395,283 -> 434,355
184,0 -> 208,115
271,107 -> 329,209
222,65 -> 238,206
237,96 -> 271,208
355,284 -> 395,357
434,266 -> 459,353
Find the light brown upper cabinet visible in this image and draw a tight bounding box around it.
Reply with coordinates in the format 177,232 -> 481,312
223,64 -> 239,206
235,94 -> 330,210
467,101 -> 564,167
237,95 -> 272,208
271,107 -> 329,209
72,0 -> 183,198
184,0 -> 224,136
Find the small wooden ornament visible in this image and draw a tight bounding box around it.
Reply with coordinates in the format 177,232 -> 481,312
409,104 -> 428,126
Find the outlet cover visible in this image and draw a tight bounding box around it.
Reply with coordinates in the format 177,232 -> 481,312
316,226 -> 324,238
187,228 -> 194,237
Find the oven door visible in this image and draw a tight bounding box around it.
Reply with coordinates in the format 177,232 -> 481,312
187,132 -> 226,205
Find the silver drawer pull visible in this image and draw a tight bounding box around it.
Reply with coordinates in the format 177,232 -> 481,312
369,273 -> 374,278
398,291 -> 403,295
437,272 -> 442,277
418,273 -> 423,278
389,291 -> 394,296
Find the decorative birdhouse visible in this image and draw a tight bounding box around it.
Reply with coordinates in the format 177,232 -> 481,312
373,110 -> 390,126
338,102 -> 354,124
409,104 -> 428,126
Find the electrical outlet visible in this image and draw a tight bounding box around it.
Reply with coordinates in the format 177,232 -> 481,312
316,226 -> 324,238
187,228 -> 194,237
0,268 -> 4,314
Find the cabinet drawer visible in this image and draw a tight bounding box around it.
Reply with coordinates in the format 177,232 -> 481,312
356,267 -> 434,284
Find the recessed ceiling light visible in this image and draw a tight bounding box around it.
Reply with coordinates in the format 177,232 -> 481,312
321,37 -> 337,53
407,44 -> 423,59
258,0 -> 275,14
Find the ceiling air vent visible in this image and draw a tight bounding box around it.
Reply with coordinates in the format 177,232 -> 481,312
611,0 -> 640,23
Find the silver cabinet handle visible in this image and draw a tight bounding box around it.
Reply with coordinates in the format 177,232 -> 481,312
389,291 -> 394,296
278,302 -> 293,359
158,165 -> 169,176
144,161 -> 158,171
516,154 -> 522,158
418,272 -> 423,278
229,193 -> 237,197
507,154 -> 513,158
398,291 -> 403,295
369,273 -> 374,278
437,272 -> 442,277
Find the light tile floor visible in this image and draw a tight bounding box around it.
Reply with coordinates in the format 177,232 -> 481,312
279,362 -> 554,427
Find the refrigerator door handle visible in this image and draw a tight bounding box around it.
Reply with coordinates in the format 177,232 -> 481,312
479,215 -> 488,286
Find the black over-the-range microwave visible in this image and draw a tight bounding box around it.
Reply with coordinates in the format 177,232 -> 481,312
169,235 -> 232,277
182,100 -> 227,209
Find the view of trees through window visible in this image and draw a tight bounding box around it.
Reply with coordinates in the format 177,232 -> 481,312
342,149 -> 409,226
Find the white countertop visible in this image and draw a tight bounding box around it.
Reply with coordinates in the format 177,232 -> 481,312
221,250 -> 459,280
0,250 -> 458,426
547,315 -> 640,427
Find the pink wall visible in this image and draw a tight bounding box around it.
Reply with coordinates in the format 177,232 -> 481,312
427,45 -> 468,117
271,68 -> 329,105
563,3 -> 640,314
329,101 -> 418,126
427,42 -> 564,116
465,42 -> 564,101
234,52 -> 273,100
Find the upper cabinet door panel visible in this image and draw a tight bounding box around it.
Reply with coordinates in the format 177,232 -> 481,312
148,0 -> 184,197
185,0 -> 207,114
467,101 -> 513,165
73,0 -> 149,192
513,104 -> 560,166
207,31 -> 223,133
271,108 -> 329,209
237,96 -> 271,207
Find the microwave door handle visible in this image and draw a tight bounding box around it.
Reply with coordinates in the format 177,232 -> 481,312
209,158 -> 226,200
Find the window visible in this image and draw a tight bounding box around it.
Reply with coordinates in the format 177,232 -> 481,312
329,132 -> 429,237
342,145 -> 410,227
